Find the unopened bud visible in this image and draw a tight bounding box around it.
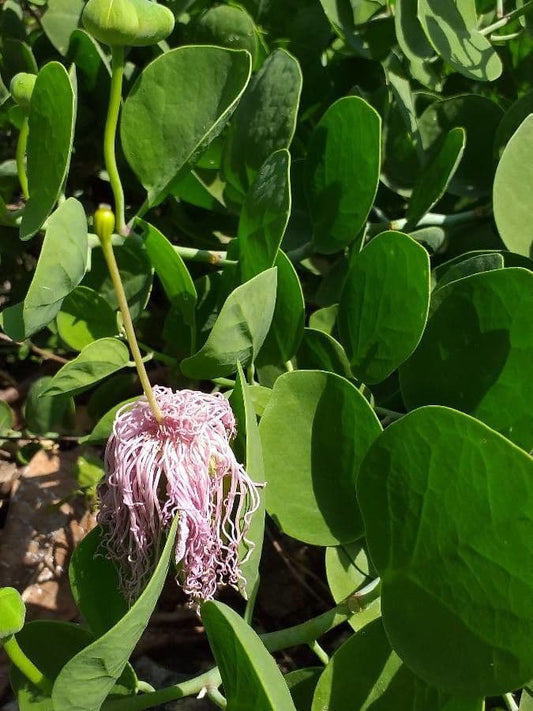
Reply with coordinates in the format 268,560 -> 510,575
10,73 -> 36,109
82,0 -> 175,47
94,204 -> 115,243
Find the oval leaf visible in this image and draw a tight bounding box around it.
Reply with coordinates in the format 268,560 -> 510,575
181,268 -> 277,379
121,45 -> 251,206
494,115 -> 533,257
358,406 -> 533,696
418,0 -> 502,81
223,48 -> 302,198
306,96 -> 381,254
399,268 -> 533,451
57,286 -> 117,351
202,600 -> 297,711
2,199 -> 88,341
41,338 -> 130,398
338,231 -> 430,385
259,370 -> 382,546
21,62 -> 77,240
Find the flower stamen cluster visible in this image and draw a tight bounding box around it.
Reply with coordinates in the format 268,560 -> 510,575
98,386 -> 261,605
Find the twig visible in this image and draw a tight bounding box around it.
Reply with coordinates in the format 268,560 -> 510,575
0,333 -> 68,364
480,0 -> 533,34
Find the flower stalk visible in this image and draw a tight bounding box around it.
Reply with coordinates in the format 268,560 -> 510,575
104,46 -> 127,235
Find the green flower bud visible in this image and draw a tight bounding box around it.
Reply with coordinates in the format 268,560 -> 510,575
94,203 -> 115,242
82,0 -> 175,47
9,73 -> 36,109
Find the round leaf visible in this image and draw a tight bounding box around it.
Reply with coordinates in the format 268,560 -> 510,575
494,115 -> 533,257
306,96 -> 381,254
338,231 -> 430,385
259,370 -> 382,545
399,268 -> 533,451
358,406 -> 533,696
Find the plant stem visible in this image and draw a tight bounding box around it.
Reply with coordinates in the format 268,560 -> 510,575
480,0 -> 533,34
104,46 -> 127,235
16,116 -> 29,199
102,581 -> 381,711
206,687 -> 227,708
2,635 -> 52,695
170,245 -> 237,267
309,640 -> 330,665
99,234 -> 162,422
374,406 -> 405,421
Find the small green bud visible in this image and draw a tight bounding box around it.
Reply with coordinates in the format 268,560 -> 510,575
82,0 -> 175,47
94,203 -> 115,242
9,73 -> 36,109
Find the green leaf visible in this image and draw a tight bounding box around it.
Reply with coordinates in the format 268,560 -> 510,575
338,231 -> 430,385
202,600 -> 297,711
1,39 -> 37,84
69,527 -> 128,638
358,406 -> 533,696
0,401 -> 15,435
3,199 -> 87,341
191,4 -> 258,63
56,286 -> 117,351
52,518 -> 178,711
399,268 -> 533,451
405,128 -> 465,230
79,397 -> 138,445
181,268 -> 277,379
41,0 -> 85,55
495,90 -> 533,156
121,46 -> 251,206
257,250 -> 305,365
418,95 -> 503,199
238,149 -> 291,284
312,618 -> 483,710
296,328 -> 352,379
67,28 -> 111,90
306,96 -> 381,254
137,219 -> 197,328
223,49 -> 302,198
521,689 -> 533,711
83,239 -> 152,323
285,668 -> 323,711
229,363 -> 265,599
259,370 -> 381,545
418,0 -> 502,81
0,587 -> 25,637
436,252 -> 504,288
23,377 -> 74,435
21,62 -> 77,240
394,0 -> 440,90
11,621 -> 136,711
42,338 -> 130,398
309,305 -> 337,335
494,115 -> 533,257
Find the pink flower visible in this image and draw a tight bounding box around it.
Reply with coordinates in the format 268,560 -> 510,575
97,386 -> 261,605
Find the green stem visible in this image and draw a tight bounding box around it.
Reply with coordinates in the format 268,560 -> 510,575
16,116 -> 29,199
102,582 -> 381,711
308,640 -> 330,665
99,234 -> 162,422
104,46 -> 127,235
480,0 -> 533,34
3,635 -> 52,695
503,692 -> 519,711
170,245 -> 237,268
206,687 -> 227,708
